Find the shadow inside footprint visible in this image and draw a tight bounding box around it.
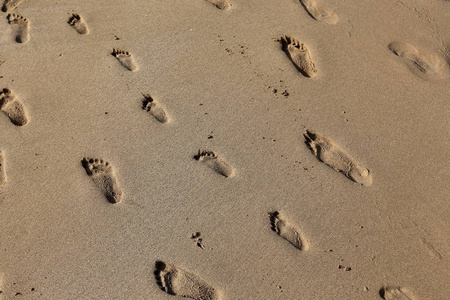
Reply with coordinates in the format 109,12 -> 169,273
153,260 -> 221,300
154,261 -> 176,295
276,35 -> 317,78
81,157 -> 123,204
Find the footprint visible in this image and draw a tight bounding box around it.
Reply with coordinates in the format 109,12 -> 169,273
194,150 -> 234,178
304,130 -> 372,186
81,157 -> 123,204
7,13 -> 30,44
190,232 -> 205,250
205,0 -> 231,10
0,88 -> 29,126
299,0 -> 339,25
111,48 -> 138,71
276,35 -> 317,78
154,261 -> 222,300
68,14 -> 89,35
269,211 -> 308,251
142,94 -> 170,123
389,41 -> 449,79
2,0 -> 24,12
0,151 -> 6,186
380,287 -> 416,300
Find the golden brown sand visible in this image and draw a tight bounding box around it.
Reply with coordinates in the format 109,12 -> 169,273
0,0 -> 449,299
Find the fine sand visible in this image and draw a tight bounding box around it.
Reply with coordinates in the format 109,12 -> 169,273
0,0 -> 449,299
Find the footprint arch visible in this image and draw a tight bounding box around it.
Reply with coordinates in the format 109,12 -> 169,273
389,41 -> 449,79
194,150 -> 234,178
81,157 -> 123,203
304,130 -> 372,186
142,94 -> 170,123
299,0 -> 339,25
276,35 -> 317,78
154,261 -> 222,300
270,211 -> 308,251
380,287 -> 416,300
205,0 -> 231,10
112,48 -> 138,71
68,14 -> 89,35
0,88 -> 29,126
7,13 -> 29,43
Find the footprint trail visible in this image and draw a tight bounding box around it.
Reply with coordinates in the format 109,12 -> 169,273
154,261 -> 222,300
194,151 -> 234,178
270,211 -> 308,251
112,49 -> 138,71
81,157 -> 123,203
68,14 -> 89,35
0,88 -> 29,126
7,13 -> 29,43
299,0 -> 339,25
142,94 -> 170,123
276,35 -> 317,78
304,130 -> 372,186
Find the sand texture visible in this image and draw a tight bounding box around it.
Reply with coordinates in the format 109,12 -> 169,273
0,0 -> 449,299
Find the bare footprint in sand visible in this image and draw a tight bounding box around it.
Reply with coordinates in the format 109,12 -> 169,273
112,48 -> 138,71
205,0 -> 231,10
0,88 -> 28,126
68,14 -> 89,35
142,94 -> 170,123
0,152 -> 6,186
276,35 -> 317,78
304,130 -> 372,186
270,211 -> 308,251
81,158 -> 123,204
389,41 -> 449,79
154,261 -> 222,300
7,13 -> 29,43
380,287 -> 416,300
194,151 -> 234,178
299,0 -> 339,25
2,0 -> 24,12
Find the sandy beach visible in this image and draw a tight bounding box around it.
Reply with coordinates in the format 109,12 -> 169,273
0,0 -> 449,299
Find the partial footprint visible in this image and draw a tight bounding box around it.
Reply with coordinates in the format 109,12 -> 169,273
190,232 -> 205,250
0,151 -> 6,186
0,88 -> 29,126
380,287 -> 416,300
270,211 -> 308,251
2,0 -> 23,12
81,158 -> 123,204
111,48 -> 138,71
68,14 -> 89,35
194,150 -> 234,178
389,41 -> 449,79
142,94 -> 170,123
299,0 -> 339,25
154,261 -> 222,300
276,35 -> 317,78
7,13 -> 29,43
304,130 -> 372,186
205,0 -> 231,10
